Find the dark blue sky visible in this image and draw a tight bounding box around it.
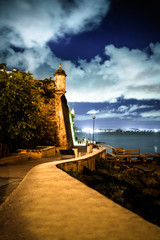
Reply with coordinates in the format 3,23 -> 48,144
49,0 -> 160,61
0,0 -> 160,129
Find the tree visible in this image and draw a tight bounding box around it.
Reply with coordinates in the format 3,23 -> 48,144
0,69 -> 41,150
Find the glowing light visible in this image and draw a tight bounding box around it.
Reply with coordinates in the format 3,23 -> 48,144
95,129 -> 101,133
82,128 -> 93,133
82,128 -> 101,133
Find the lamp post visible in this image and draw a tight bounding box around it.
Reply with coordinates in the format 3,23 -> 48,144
92,116 -> 96,143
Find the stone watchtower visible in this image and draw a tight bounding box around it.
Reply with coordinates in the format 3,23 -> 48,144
54,64 -> 73,149
54,64 -> 66,93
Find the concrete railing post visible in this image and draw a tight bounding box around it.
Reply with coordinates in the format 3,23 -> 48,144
73,148 -> 78,158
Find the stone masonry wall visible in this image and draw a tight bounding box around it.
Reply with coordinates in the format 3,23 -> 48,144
37,80 -> 73,148
61,95 -> 73,149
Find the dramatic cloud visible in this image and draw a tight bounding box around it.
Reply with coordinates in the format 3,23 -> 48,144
66,43 -> 160,102
1,0 -> 160,106
0,0 -> 110,75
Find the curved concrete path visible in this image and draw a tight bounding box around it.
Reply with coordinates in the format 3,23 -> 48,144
0,154 -> 62,204
0,157 -> 160,239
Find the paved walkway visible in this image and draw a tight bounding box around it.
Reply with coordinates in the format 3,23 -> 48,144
0,156 -> 160,239
0,154 -> 62,204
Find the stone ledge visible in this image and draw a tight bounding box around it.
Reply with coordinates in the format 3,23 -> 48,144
0,146 -> 56,165
57,147 -> 106,172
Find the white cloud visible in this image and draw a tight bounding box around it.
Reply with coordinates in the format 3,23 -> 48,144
0,0 -> 109,48
128,104 -> 153,112
66,43 -> 160,102
1,0 -> 160,103
117,104 -> 153,113
0,0 -> 110,76
76,108 -> 136,121
118,106 -> 129,112
87,109 -> 100,115
140,110 -> 160,118
76,111 -> 121,121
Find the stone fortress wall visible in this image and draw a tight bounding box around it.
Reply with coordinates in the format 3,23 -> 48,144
0,63 -> 73,152
61,95 -> 73,149
50,64 -> 73,149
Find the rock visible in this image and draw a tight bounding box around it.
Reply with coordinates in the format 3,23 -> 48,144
111,189 -> 125,204
142,174 -> 160,188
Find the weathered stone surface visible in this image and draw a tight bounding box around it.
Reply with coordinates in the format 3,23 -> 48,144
36,65 -> 73,149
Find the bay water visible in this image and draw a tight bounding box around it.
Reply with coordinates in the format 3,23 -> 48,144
75,132 -> 160,154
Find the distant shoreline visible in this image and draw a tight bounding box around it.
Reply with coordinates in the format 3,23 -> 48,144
76,132 -> 160,154
76,129 -> 160,133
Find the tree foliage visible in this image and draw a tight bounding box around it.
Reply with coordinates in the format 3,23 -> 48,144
0,70 -> 41,150
40,77 -> 55,101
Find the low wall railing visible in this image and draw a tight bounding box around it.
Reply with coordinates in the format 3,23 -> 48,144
57,147 -> 106,172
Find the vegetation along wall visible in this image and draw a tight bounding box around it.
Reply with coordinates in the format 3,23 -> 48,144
0,63 -> 73,154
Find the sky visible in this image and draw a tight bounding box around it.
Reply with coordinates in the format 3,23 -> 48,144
0,0 -> 160,130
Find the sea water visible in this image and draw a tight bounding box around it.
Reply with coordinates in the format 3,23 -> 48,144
75,132 -> 160,154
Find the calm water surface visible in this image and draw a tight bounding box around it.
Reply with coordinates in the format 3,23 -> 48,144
76,132 -> 160,154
